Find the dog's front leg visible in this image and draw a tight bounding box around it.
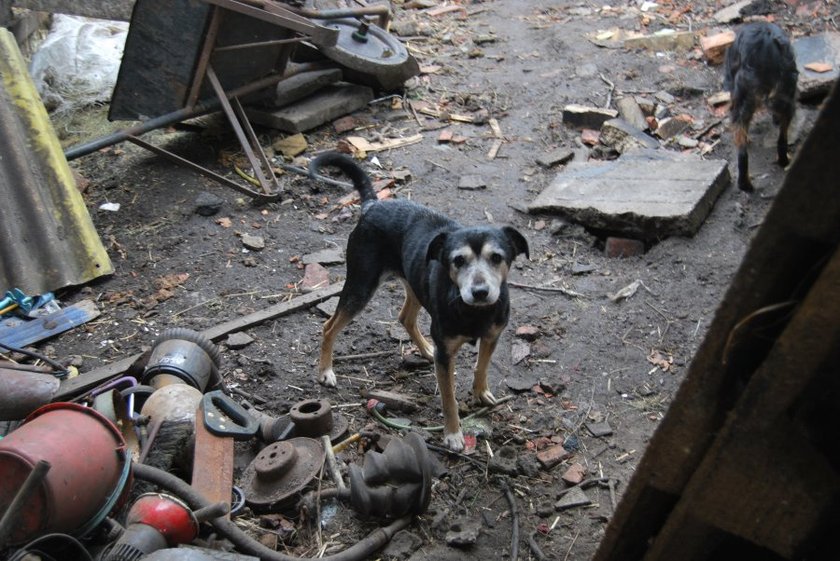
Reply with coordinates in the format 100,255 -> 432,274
473,331 -> 501,406
435,337 -> 466,451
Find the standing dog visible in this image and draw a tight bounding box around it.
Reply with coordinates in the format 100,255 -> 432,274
309,152 -> 529,451
724,22 -> 798,192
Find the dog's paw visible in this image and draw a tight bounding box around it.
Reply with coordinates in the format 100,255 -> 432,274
318,368 -> 337,387
442,430 -> 465,452
418,342 -> 435,362
474,388 -> 497,406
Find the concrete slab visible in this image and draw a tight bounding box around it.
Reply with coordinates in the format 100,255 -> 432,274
272,67 -> 343,108
793,32 -> 840,100
246,83 -> 373,133
528,153 -> 731,240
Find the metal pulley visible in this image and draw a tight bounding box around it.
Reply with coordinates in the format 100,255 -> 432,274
313,17 -> 420,90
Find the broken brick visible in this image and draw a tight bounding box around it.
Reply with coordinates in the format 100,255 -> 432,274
536,444 -> 572,470
561,462 -> 587,485
700,31 -> 736,65
580,129 -> 600,146
301,263 -> 330,292
605,237 -> 645,258
562,104 -> 618,130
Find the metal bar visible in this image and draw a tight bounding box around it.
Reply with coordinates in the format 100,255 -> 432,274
64,71 -> 288,160
125,136 -> 279,203
285,5 -> 393,29
187,5 -> 224,110
0,460 -> 51,548
231,96 -> 281,195
205,65 -> 273,193
212,36 -> 312,52
192,402 -> 234,519
202,0 -> 339,46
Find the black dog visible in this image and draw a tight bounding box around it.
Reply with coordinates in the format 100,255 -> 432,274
309,152 -> 529,451
724,21 -> 798,192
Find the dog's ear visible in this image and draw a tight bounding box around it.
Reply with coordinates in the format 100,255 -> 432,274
503,226 -> 529,260
427,232 -> 448,263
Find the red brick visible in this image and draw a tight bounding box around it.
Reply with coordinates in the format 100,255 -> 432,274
301,263 -> 330,292
561,462 -> 587,485
700,31 -> 735,65
605,237 -> 645,258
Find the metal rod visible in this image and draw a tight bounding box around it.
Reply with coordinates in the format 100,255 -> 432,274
232,96 -> 281,195
64,72 -> 288,160
0,460 -> 51,548
213,36 -> 312,52
187,4 -> 223,110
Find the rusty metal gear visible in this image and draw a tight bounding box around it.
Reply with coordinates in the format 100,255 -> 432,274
239,438 -> 325,513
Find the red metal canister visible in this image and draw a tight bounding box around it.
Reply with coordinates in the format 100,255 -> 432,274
0,402 -> 131,544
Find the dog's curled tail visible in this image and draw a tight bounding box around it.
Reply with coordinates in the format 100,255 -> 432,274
309,151 -> 377,205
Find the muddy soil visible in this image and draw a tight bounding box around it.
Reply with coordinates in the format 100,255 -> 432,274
31,1 -> 832,559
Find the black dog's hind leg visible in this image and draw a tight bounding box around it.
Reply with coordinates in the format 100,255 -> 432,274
319,246 -> 384,387
398,280 -> 435,361
731,77 -> 759,192
771,90 -> 796,168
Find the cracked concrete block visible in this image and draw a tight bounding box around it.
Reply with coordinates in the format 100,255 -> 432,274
794,32 -> 840,100
528,153 -> 731,240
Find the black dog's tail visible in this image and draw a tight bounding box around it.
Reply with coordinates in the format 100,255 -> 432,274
309,152 -> 377,206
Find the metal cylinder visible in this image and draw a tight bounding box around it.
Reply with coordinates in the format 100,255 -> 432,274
142,328 -> 221,391
0,402 -> 131,544
289,399 -> 333,438
0,367 -> 60,421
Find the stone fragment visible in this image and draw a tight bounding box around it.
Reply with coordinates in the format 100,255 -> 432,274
654,116 -> 691,139
600,118 -> 659,153
382,530 -> 423,561
458,175 -> 487,190
624,30 -> 696,52
793,33 -> 840,101
505,373 -> 541,393
195,192 -> 223,216
241,233 -> 265,251
580,128 -> 601,146
511,340 -> 531,364
225,332 -> 254,350
713,0 -> 752,23
302,248 -> 345,265
616,97 -> 648,131
488,446 -> 519,476
536,148 -> 575,168
515,325 -> 540,341
445,518 -> 481,547
315,297 -> 339,318
555,486 -> 591,511
563,104 -> 618,130
586,420 -> 614,437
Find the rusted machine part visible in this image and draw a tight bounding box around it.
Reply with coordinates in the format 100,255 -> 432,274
289,398 -> 349,442
92,389 -> 142,462
0,459 -> 50,549
142,328 -> 222,392
0,403 -> 132,544
132,461 -> 412,561
346,432 -> 432,518
311,17 -> 420,90
246,407 -> 293,442
0,367 -> 59,421
240,438 -> 325,513
295,1 -> 392,29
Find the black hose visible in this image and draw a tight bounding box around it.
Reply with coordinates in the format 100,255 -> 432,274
131,463 -> 411,561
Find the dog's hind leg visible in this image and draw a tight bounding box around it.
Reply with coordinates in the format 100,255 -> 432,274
319,307 -> 355,387
731,84 -> 758,192
771,94 -> 795,168
398,280 -> 434,361
473,328 -> 502,406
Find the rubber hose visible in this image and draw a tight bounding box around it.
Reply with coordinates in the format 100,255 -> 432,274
131,463 -> 411,561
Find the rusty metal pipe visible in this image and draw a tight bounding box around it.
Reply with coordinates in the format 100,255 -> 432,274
132,462 -> 411,561
0,368 -> 60,420
286,5 -> 392,29
64,63 -> 325,161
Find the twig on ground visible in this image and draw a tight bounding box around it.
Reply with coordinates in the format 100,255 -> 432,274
508,281 -> 586,298
499,479 -> 520,561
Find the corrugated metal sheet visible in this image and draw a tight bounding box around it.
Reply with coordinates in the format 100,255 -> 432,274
0,28 -> 113,295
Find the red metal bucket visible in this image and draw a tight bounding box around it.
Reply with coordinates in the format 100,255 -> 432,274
0,402 -> 131,544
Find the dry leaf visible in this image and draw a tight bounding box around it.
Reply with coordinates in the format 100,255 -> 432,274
216,217 -> 232,228
647,349 -> 674,372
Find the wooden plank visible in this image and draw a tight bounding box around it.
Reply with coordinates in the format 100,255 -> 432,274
593,77 -> 840,561
0,300 -> 100,349
643,248 -> 840,559
191,402 -> 234,517
55,283 -> 343,399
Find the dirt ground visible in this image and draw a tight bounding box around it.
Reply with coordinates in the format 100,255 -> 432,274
25,0 -> 834,559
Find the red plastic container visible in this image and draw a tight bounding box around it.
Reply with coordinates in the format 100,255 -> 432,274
0,402 -> 131,544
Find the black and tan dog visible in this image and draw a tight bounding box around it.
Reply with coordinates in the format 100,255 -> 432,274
724,21 -> 798,192
309,152 -> 529,451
